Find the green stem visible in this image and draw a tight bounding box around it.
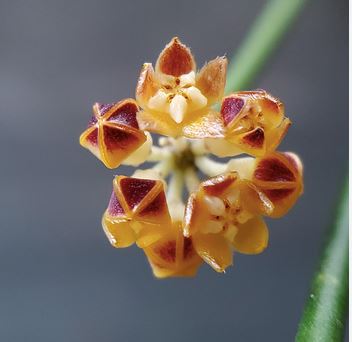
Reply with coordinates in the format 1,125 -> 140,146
225,0 -> 348,338
226,0 -> 307,93
296,179 -> 349,341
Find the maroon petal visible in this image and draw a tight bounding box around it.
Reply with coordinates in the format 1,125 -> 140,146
102,125 -> 139,151
107,190 -> 125,216
221,96 -> 245,126
242,128 -> 265,148
107,102 -> 139,129
254,157 -> 295,182
86,128 -> 98,146
154,240 -> 176,263
119,178 -> 156,210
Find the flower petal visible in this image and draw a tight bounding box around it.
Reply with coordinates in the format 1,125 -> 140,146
204,137 -> 243,157
155,37 -> 196,77
143,222 -> 202,278
100,123 -> 146,169
196,56 -> 227,105
136,63 -> 158,109
251,152 -> 304,217
122,132 -> 152,166
182,110 -> 224,139
232,216 -> 269,254
192,233 -> 233,272
102,216 -> 136,248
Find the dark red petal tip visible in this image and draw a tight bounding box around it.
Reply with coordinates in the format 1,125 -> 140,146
255,158 -> 295,182
221,96 -> 245,126
108,102 -> 139,129
242,128 -> 265,148
107,190 -> 125,216
120,178 -> 156,209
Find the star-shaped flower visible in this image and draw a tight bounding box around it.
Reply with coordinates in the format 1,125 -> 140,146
136,37 -> 227,137
80,99 -> 151,169
205,90 -> 291,157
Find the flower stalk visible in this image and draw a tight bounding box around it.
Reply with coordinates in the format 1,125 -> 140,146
296,179 -> 349,341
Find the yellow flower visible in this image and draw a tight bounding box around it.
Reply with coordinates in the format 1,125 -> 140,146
184,172 -> 270,272
205,90 -> 291,157
184,152 -> 303,272
136,37 -> 227,137
102,175 -> 202,278
102,176 -> 171,248
79,99 -> 151,169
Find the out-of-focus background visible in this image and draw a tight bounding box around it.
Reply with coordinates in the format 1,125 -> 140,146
0,0 -> 348,341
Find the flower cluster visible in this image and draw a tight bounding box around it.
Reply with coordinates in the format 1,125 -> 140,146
80,38 -> 303,278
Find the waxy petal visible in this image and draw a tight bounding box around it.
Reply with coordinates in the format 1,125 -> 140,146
136,63 -> 158,109
123,132 -> 153,166
102,216 -> 136,248
143,222 -> 202,278
114,176 -> 172,224
232,216 -> 269,254
252,152 -> 303,217
192,233 -> 233,272
155,37 -> 196,77
196,57 -> 227,105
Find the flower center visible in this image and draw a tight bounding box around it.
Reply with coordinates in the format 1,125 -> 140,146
201,192 -> 252,242
147,71 -> 208,124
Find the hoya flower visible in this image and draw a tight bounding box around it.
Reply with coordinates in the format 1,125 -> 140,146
136,37 -> 227,137
102,176 -> 172,248
80,99 -> 151,169
205,90 -> 291,157
226,151 -> 304,217
185,152 -> 303,272
184,172 -> 271,272
79,37 -> 304,278
102,175 -> 203,278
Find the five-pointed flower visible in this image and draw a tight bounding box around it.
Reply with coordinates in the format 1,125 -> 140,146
136,37 -> 227,137
205,90 -> 291,157
184,151 -> 303,272
102,176 -> 202,277
79,99 -> 151,169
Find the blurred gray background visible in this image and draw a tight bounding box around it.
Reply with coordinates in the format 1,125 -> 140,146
0,0 -> 348,341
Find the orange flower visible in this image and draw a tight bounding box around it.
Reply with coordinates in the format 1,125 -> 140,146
136,37 -> 227,137
102,175 -> 202,277
227,151 -> 304,217
205,90 -> 291,157
102,176 -> 171,248
80,99 -> 150,169
184,172 -> 270,272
